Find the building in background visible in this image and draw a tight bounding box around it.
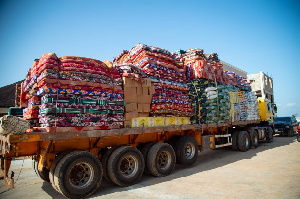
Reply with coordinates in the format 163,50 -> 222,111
220,60 -> 247,78
0,81 -> 23,116
247,71 -> 274,103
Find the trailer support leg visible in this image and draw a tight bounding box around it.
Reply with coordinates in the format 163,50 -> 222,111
0,157 -> 14,188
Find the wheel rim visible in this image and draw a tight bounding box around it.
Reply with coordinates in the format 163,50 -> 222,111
119,155 -> 138,178
157,150 -> 171,170
245,136 -> 249,148
69,162 -> 94,189
254,134 -> 258,146
184,142 -> 196,159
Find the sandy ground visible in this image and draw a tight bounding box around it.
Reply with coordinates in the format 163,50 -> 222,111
0,135 -> 299,199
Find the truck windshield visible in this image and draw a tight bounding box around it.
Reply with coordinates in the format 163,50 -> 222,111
274,117 -> 292,122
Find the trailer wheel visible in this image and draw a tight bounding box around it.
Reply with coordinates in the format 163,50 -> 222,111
50,150 -> 76,192
101,146 -> 122,183
107,146 -> 144,186
231,131 -> 239,151
175,136 -> 198,165
53,150 -> 103,199
141,142 -> 156,173
266,126 -> 274,142
147,143 -> 176,177
32,159 -> 50,182
238,131 -> 250,152
250,130 -> 259,148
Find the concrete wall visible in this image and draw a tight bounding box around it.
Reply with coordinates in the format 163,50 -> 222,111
220,60 -> 247,78
247,71 -> 274,103
0,108 -> 9,117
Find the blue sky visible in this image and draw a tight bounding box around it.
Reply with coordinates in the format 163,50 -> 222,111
0,0 -> 299,117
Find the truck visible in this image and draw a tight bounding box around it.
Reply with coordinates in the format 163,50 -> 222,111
0,99 -> 275,199
0,47 -> 276,198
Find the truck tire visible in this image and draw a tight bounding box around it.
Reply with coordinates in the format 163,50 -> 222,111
175,136 -> 198,165
107,146 -> 144,186
147,143 -> 176,177
250,130 -> 259,149
53,150 -> 103,199
32,159 -> 50,182
49,150 -> 76,193
141,142 -> 156,174
101,146 -> 122,183
237,131 -> 250,152
231,131 -> 239,151
266,126 -> 274,142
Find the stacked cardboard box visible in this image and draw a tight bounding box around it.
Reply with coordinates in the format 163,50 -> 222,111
123,77 -> 155,127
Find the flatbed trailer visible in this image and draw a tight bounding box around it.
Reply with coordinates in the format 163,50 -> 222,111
0,118 -> 273,198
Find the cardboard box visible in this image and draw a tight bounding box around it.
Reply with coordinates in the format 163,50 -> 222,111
124,120 -> 132,128
153,117 -> 164,127
138,113 -> 149,117
142,78 -> 152,87
133,80 -> 142,87
137,103 -> 151,113
138,104 -> 143,113
142,87 -> 149,95
124,95 -> 138,103
143,103 -> 151,112
123,77 -> 134,87
123,77 -> 142,87
137,95 -> 152,104
124,87 -> 137,95
136,87 -> 142,95
125,103 -> 137,112
149,86 -> 156,95
125,111 -> 138,121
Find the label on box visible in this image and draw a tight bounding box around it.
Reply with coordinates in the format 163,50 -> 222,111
132,117 -> 154,127
164,117 -> 177,126
154,117 -> 164,127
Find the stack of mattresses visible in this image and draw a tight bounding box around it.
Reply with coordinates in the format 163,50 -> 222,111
115,63 -> 146,83
224,71 -> 250,90
222,71 -> 238,86
22,54 -> 59,122
15,84 -> 21,107
37,56 -> 124,128
20,53 -> 124,129
118,44 -> 193,117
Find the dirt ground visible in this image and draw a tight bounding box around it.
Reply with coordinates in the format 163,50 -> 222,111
0,135 -> 299,199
